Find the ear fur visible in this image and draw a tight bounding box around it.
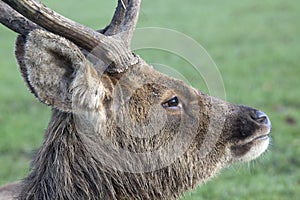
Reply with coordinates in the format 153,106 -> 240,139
15,35 -> 37,97
18,29 -> 104,112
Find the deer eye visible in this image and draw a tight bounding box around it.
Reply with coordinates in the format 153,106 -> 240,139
162,96 -> 181,109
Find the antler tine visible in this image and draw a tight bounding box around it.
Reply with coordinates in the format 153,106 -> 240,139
1,0 -> 139,72
104,0 -> 129,36
0,1 -> 39,35
118,0 -> 141,43
104,0 -> 141,45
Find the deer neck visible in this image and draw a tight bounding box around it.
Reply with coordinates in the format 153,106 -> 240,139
18,110 -> 116,199
19,109 -> 226,200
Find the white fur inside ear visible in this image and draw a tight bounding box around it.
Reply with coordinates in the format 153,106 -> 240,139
70,63 -> 108,135
71,64 -> 107,113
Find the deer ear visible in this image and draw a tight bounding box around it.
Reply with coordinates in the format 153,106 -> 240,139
19,29 -> 104,112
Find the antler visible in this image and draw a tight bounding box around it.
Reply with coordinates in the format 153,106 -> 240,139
0,0 -> 141,73
0,1 -> 38,35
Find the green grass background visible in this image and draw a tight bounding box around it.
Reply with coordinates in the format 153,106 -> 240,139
0,0 -> 299,199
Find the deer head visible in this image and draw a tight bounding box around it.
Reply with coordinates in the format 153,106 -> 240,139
0,0 -> 271,199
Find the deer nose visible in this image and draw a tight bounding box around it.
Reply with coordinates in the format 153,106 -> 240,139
253,111 -> 271,127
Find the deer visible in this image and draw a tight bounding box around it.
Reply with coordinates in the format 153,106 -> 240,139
0,0 -> 271,199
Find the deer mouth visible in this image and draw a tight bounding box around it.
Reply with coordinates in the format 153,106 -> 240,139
230,129 -> 271,163
253,134 -> 270,141
232,121 -> 271,146
237,126 -> 271,148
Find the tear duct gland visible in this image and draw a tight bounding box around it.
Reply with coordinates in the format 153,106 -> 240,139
0,0 -> 271,199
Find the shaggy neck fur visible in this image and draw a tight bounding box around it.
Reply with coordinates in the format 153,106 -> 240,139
19,109 -> 227,200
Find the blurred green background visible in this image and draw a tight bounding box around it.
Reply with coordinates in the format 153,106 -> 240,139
0,0 -> 299,199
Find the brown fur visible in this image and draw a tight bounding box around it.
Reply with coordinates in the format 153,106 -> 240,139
0,30 -> 271,200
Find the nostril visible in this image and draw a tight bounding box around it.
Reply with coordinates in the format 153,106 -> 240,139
256,115 -> 267,124
254,111 -> 271,127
